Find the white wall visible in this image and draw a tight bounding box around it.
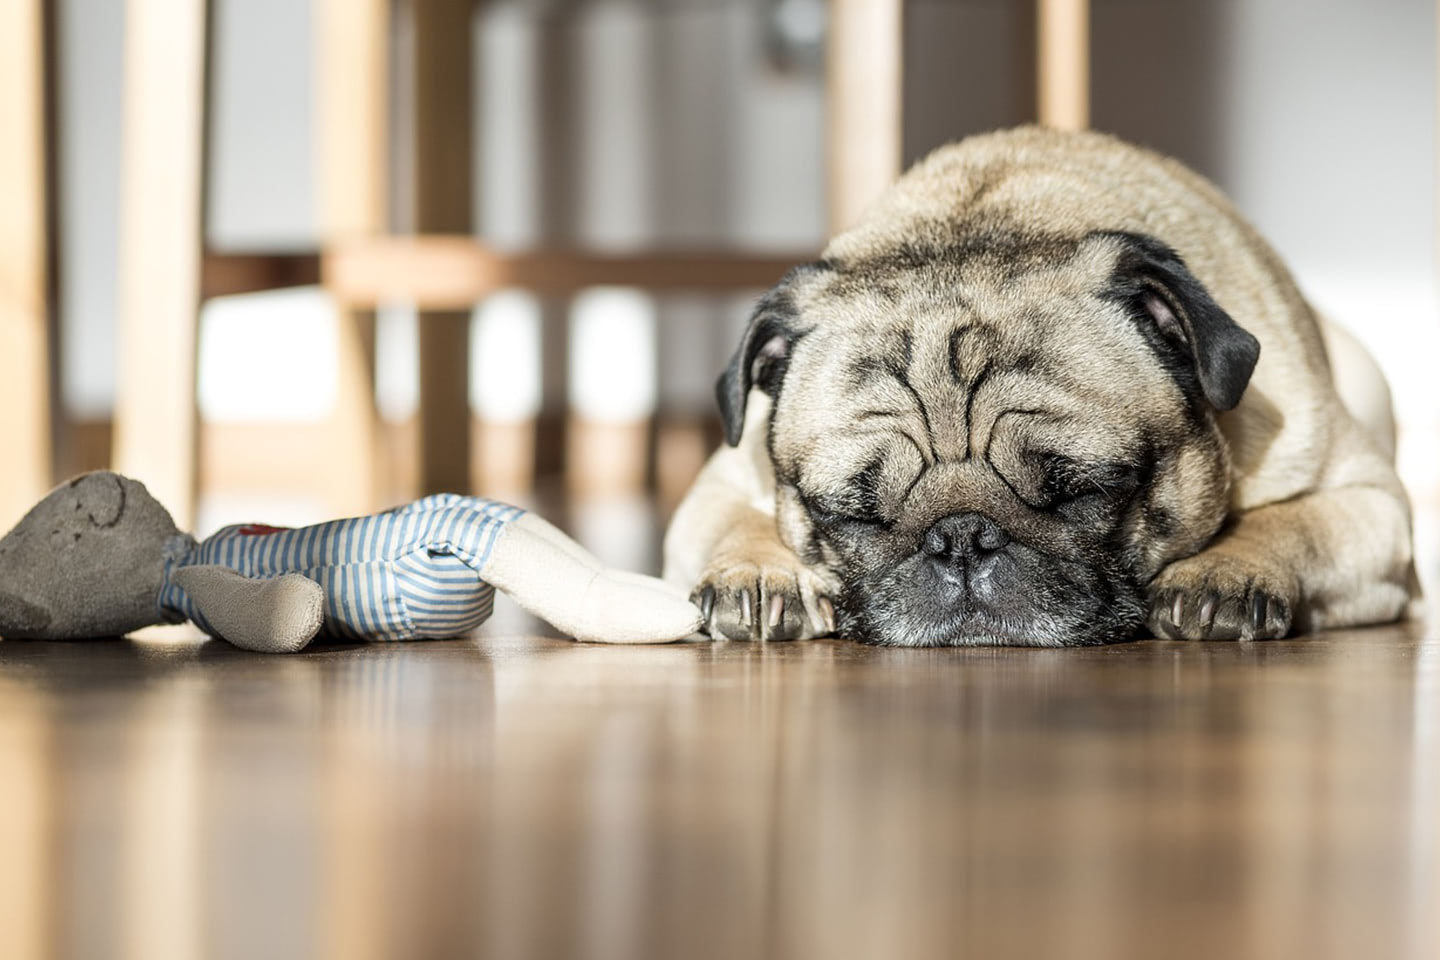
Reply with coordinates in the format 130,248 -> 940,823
1091,0 -> 1437,423
56,0 -> 124,420
206,0 -> 316,251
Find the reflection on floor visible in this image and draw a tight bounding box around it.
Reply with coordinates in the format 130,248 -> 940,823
1,620 -> 1437,960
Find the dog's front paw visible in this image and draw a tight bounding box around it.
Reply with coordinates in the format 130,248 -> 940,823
1147,552 -> 1299,641
692,552 -> 838,642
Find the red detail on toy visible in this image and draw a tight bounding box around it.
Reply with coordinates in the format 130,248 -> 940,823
237,523 -> 291,536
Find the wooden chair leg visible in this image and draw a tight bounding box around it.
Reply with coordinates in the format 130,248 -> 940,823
827,0 -> 904,234
331,312 -> 381,515
413,0 -> 474,497
1037,0 -> 1090,130
112,0 -> 209,526
317,0 -> 389,513
0,0 -> 53,525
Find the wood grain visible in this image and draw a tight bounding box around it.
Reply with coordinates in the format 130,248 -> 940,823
0,620 -> 1434,960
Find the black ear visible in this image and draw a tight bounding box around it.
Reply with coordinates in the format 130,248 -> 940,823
1101,232 -> 1260,412
716,265 -> 818,446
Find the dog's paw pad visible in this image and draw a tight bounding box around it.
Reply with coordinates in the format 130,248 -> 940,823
1147,555 -> 1297,641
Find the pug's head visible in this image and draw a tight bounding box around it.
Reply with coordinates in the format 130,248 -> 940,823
717,228 -> 1260,646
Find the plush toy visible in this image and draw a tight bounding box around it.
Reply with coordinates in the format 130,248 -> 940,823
0,472 -> 701,652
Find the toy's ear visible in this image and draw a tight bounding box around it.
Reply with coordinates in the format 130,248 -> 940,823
717,262 -> 826,446
0,591 -> 51,637
69,471 -> 128,527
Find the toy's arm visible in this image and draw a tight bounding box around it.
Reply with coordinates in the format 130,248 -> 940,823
483,514 -> 703,643
171,566 -> 325,653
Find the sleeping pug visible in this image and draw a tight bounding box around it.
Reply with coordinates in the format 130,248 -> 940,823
664,126 -> 1416,645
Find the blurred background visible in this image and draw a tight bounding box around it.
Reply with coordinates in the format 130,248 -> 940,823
2,0 -> 1436,602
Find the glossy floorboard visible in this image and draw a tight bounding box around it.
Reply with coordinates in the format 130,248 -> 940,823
1,620 -> 1437,960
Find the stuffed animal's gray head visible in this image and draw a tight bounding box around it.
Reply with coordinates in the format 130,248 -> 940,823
0,472 -> 180,639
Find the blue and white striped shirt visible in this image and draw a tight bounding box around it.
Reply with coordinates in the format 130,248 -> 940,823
157,494 -> 526,642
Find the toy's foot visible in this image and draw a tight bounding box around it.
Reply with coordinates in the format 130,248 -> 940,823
172,565 -> 325,653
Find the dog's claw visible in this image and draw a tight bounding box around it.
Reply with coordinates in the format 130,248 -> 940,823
1250,591 -> 1268,635
1198,594 -> 1217,634
818,596 -> 835,634
691,559 -> 838,642
1147,554 -> 1296,641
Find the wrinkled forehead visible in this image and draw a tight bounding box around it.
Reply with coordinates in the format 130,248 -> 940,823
793,232 -> 1131,341
771,250 -> 1186,477
783,257 -> 1175,411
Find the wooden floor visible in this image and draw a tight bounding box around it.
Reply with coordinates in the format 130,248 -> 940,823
0,617 -> 1436,960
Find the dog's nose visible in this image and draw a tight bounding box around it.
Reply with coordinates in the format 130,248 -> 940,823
923,513 -> 1009,564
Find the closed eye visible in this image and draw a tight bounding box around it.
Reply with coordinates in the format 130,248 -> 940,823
1043,458 -> 1141,510
811,507 -> 887,529
798,441 -> 925,532
800,491 -> 890,531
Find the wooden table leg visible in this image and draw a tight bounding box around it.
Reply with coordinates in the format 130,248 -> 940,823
0,0 -> 53,525
112,0 -> 209,526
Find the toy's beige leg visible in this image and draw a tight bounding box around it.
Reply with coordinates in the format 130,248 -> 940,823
171,566 -> 325,653
513,513 -> 691,601
482,514 -> 702,644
